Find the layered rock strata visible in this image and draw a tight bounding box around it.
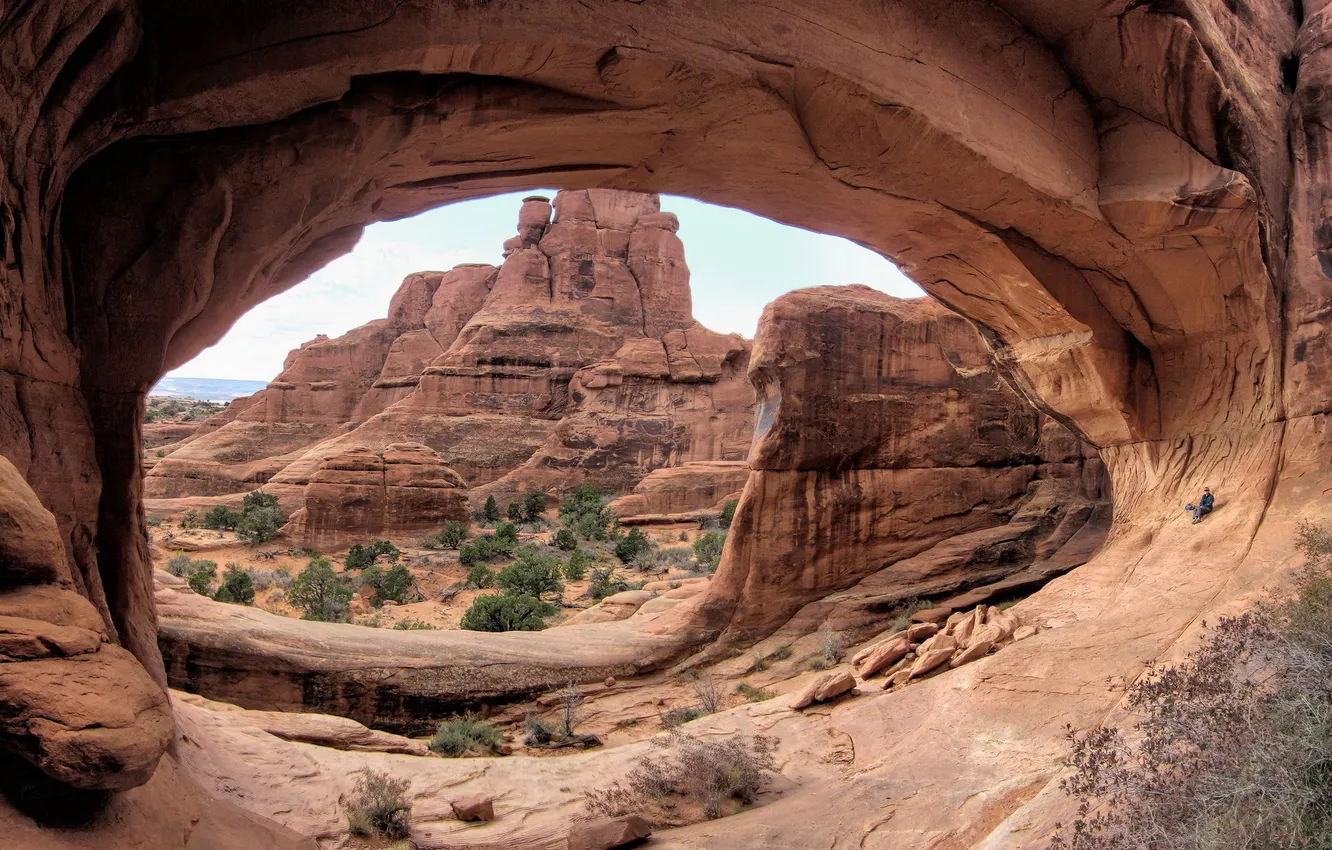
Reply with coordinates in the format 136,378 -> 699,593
701,286 -> 1107,643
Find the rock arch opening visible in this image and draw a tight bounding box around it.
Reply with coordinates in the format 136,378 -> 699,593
1,2 -> 1324,847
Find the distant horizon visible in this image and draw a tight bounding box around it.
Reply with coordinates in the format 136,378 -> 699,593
167,192 -> 923,382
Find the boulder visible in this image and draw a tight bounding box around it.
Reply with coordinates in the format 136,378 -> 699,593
814,670 -> 857,702
568,815 -> 653,850
908,633 -> 959,680
910,607 -> 953,625
0,456 -> 69,585
451,794 -> 496,822
855,634 -> 912,678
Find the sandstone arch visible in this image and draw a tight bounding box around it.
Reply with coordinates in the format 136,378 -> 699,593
2,1 -> 1328,847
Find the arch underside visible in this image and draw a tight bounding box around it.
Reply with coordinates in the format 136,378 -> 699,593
4,0 -> 1332,846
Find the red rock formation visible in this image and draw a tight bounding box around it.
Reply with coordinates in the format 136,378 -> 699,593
607,461 -> 751,518
701,286 -> 1107,643
2,2 -> 1327,847
281,443 -> 470,551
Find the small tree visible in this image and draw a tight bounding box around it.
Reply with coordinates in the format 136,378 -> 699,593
554,527 -> 578,551
588,564 -> 629,600
180,509 -> 199,530
460,593 -> 554,632
615,527 -> 653,564
202,506 -> 240,531
237,506 -> 282,544
506,501 -> 524,522
564,548 -> 589,581
213,563 -> 255,605
439,520 -> 468,549
363,563 -> 412,606
693,532 -> 726,573
465,564 -> 496,589
494,521 -> 519,545
186,561 -> 217,595
482,495 -> 501,523
288,556 -> 354,622
496,548 -> 564,600
523,490 -> 547,522
242,490 -> 279,513
719,499 -> 739,529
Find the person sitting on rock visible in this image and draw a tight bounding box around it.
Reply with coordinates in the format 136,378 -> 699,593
1186,487 -> 1214,524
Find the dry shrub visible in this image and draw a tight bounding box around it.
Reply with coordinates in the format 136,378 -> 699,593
1048,524 -> 1332,850
585,730 -> 778,824
344,768 -> 411,839
692,675 -> 724,714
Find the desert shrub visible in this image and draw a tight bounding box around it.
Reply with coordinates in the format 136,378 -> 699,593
437,520 -> 469,550
213,563 -> 255,605
523,490 -> 547,522
186,561 -> 217,595
179,509 -> 199,529
692,675 -> 724,714
482,495 -> 500,523
588,565 -> 630,600
242,490 -> 279,513
615,528 -> 653,564
363,563 -> 413,606
658,546 -> 694,566
249,567 -> 291,591
393,618 -> 435,630
560,483 -> 611,540
719,499 -> 739,529
564,548 -> 589,582
807,624 -> 846,670
345,540 -> 400,570
736,682 -> 777,703
494,521 -> 519,545
145,515 -> 162,528
430,715 -> 503,757
692,532 -> 726,573
459,593 -> 554,632
524,713 -> 558,746
506,501 -> 523,522
556,684 -> 584,737
585,731 -> 778,822
459,534 -> 513,565
201,506 -> 240,531
166,554 -> 192,577
554,527 -> 578,551
659,706 -> 706,728
495,547 -> 563,600
1047,523 -> 1332,850
288,556 -> 354,622
236,506 -> 282,544
768,645 -> 792,662
465,563 -> 496,589
344,768 -> 411,839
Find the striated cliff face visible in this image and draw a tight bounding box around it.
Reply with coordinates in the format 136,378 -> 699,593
145,190 -> 756,521
700,285 -> 1107,643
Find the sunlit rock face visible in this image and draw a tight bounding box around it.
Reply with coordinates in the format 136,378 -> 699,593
701,285 -> 1107,642
1,1 -> 1328,847
144,189 -> 755,508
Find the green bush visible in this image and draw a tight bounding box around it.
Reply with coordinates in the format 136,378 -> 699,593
437,520 -> 468,549
460,593 -> 554,632
345,540 -> 400,571
213,563 -> 255,605
288,557 -> 354,622
430,715 -> 503,757
523,490 -> 547,522
588,564 -> 630,600
554,527 -> 578,551
465,564 -> 496,589
363,563 -> 412,606
496,548 -> 563,600
166,554 -> 192,577
693,531 -> 726,573
564,548 -> 589,581
615,528 -> 653,564
459,534 -> 513,565
242,490 -> 279,513
236,506 -> 282,544
736,682 -> 777,703
145,515 -> 162,528
202,506 -> 241,531
507,501 -> 523,522
186,561 -> 217,595
482,495 -> 501,523
719,498 -> 739,529
180,509 -> 199,529
494,521 -> 519,544
344,768 -> 411,839
560,483 -> 611,540
524,713 -> 558,746
393,619 -> 435,630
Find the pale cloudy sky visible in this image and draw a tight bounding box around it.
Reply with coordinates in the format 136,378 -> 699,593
169,191 -> 923,381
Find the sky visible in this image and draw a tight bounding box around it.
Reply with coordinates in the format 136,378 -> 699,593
169,191 -> 924,381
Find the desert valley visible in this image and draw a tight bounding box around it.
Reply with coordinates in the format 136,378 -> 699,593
4,3 -> 1332,849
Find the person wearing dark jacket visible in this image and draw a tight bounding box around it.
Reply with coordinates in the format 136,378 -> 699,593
1188,487 -> 1214,524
